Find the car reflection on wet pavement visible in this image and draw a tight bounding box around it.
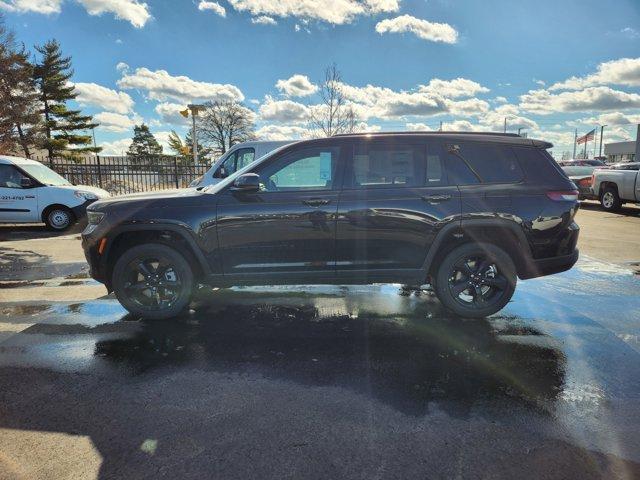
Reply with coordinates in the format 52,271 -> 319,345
1,257 -> 639,479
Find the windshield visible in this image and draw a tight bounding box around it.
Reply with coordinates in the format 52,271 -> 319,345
20,164 -> 71,186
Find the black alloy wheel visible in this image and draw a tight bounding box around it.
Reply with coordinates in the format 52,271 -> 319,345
435,243 -> 516,318
112,243 -> 194,319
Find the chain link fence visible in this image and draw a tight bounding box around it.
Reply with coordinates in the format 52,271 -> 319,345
32,156 -> 210,196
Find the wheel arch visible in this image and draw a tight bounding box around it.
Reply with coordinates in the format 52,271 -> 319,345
102,224 -> 211,290
41,203 -> 75,224
423,219 -> 534,281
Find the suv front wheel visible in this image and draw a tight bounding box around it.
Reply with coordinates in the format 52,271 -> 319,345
112,243 -> 194,319
434,243 -> 516,318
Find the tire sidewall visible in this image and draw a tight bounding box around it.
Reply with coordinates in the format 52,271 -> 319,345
112,243 -> 194,319
435,243 -> 516,318
600,188 -> 621,212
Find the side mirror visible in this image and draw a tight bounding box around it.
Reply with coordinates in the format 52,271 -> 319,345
231,173 -> 260,193
20,177 -> 33,188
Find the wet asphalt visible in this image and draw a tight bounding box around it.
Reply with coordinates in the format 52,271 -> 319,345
1,257 -> 640,479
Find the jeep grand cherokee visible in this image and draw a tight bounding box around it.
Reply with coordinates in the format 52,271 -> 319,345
82,132 -> 580,319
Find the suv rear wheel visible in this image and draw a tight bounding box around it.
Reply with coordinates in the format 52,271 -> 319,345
112,243 -> 194,319
434,243 -> 516,318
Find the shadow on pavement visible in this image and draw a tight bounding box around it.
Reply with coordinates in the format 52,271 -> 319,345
1,286 -> 639,479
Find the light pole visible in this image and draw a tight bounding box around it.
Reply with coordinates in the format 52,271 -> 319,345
517,127 -> 525,136
180,104 -> 205,166
599,125 -> 607,158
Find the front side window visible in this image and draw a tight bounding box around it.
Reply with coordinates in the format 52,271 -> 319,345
0,165 -> 29,188
350,143 -> 424,188
235,148 -> 255,171
257,147 -> 338,192
218,151 -> 237,177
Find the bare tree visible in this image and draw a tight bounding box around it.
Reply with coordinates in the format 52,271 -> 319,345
308,64 -> 358,137
200,100 -> 256,155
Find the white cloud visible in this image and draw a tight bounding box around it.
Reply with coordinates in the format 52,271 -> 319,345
73,82 -> 135,114
94,111 -> 138,132
419,78 -> 489,98
0,0 -> 61,14
577,111 -> 640,126
446,98 -> 490,117
259,95 -> 309,122
197,1 -> 225,17
226,0 -> 399,25
620,27 -> 639,39
493,96 -> 508,104
275,74 -> 318,97
99,137 -> 132,155
251,15 -> 276,25
549,57 -> 640,90
77,0 -> 151,28
520,86 -> 640,114
154,102 -> 189,125
405,122 -> 434,131
116,61 -> 129,72
117,67 -> 244,103
256,124 -> 310,140
375,15 -> 458,43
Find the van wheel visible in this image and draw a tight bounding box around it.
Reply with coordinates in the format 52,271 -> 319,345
434,243 -> 516,318
600,187 -> 622,212
45,207 -> 74,231
112,243 -> 194,319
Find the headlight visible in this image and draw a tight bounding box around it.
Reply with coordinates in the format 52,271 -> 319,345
75,190 -> 99,200
87,211 -> 105,225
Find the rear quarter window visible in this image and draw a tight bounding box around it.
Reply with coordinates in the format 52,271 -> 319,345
512,147 -> 569,184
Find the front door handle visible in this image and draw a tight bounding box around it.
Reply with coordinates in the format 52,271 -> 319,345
421,194 -> 452,204
303,199 -> 331,207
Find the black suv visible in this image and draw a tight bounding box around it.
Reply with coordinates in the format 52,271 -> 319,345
82,132 -> 580,319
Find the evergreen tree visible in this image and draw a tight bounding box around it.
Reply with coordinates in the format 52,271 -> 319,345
168,129 -> 211,164
33,39 -> 99,157
0,16 -> 42,156
127,124 -> 163,158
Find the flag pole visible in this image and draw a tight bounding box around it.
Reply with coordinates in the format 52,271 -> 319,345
573,129 -> 577,159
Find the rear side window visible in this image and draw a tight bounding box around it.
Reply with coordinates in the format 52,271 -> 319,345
448,142 -> 524,184
350,143 -> 425,188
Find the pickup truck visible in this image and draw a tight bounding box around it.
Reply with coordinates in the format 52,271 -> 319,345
591,162 -> 640,211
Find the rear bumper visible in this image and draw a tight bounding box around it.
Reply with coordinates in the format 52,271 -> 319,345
520,249 -> 579,280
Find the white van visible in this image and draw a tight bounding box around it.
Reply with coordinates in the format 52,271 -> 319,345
190,140 -> 293,188
0,155 -> 110,231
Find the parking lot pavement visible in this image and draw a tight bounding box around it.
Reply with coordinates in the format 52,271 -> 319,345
1,255 -> 639,479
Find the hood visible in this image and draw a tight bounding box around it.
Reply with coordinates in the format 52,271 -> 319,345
55,184 -> 111,198
88,187 -> 207,211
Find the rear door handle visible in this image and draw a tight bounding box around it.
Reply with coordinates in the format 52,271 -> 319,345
303,199 -> 331,207
421,194 -> 452,204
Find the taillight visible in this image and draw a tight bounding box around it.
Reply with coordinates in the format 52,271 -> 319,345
577,177 -> 592,187
546,190 -> 579,201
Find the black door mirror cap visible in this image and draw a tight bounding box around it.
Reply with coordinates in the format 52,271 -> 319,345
20,177 -> 33,188
231,173 -> 260,193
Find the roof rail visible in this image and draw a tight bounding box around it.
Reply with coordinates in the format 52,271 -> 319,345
332,131 -> 522,138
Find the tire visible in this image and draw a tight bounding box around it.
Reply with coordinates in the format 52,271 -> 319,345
600,187 -> 622,212
44,206 -> 74,231
112,243 -> 194,319
434,243 -> 517,318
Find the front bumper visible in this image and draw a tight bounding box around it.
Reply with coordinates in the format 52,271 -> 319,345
71,199 -> 97,220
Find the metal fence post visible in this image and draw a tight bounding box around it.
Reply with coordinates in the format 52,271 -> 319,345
174,157 -> 179,188
48,157 -> 54,169
96,155 -> 103,188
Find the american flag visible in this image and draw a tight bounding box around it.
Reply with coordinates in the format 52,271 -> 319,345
577,129 -> 596,145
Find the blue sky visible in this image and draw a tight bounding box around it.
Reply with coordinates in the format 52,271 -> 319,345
2,0 -> 640,157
